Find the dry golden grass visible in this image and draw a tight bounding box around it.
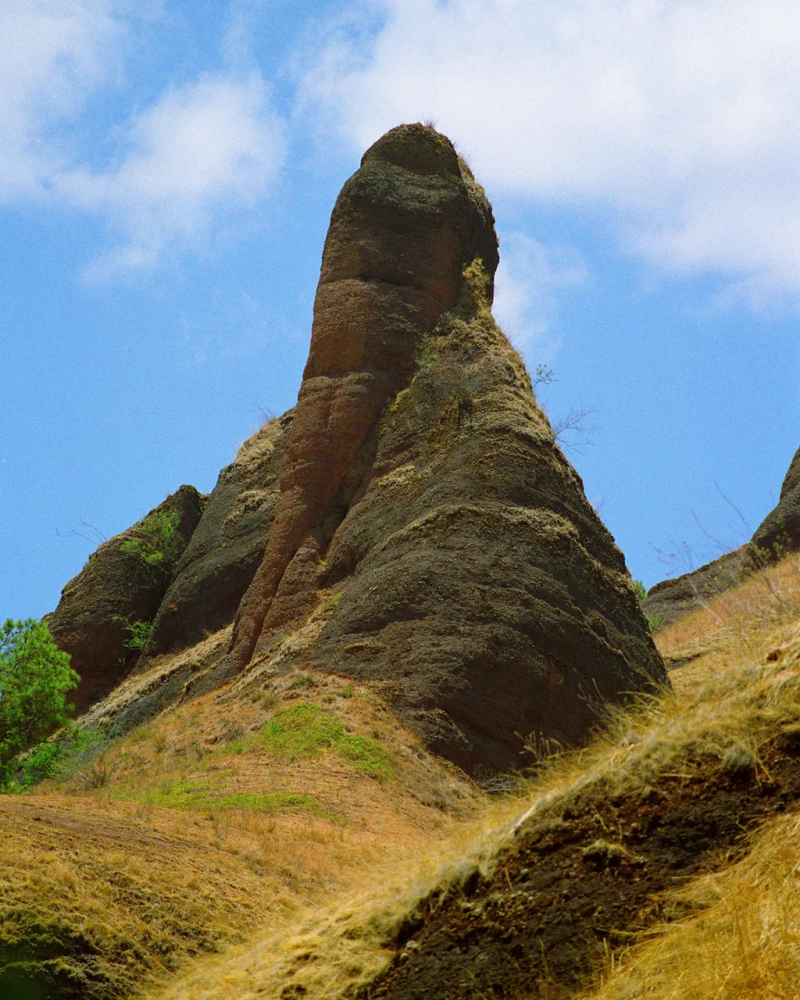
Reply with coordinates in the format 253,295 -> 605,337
139,552 -> 800,1000
581,617 -> 800,1000
7,552 -> 800,999
1,663 -> 481,997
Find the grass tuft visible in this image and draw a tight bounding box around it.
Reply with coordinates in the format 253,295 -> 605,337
258,703 -> 396,781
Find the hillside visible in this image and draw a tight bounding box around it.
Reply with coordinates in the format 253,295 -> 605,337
6,546 -> 798,999
4,123 -> 799,1000
145,549 -> 800,1000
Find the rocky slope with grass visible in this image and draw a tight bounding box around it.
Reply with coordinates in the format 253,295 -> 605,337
44,485 -> 204,714
145,550 -> 800,1000
47,123 -> 665,777
643,444 -> 800,629
4,122 -> 712,1000
223,123 -> 666,774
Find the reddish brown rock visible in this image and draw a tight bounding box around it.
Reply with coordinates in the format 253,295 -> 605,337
231,124 -> 498,665
45,486 -> 204,715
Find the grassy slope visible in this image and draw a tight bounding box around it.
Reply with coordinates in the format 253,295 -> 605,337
0,667 -> 481,999
5,553 -> 800,1000
138,551 -> 800,1000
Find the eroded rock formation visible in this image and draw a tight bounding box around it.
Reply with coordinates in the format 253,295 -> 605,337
145,412 -> 294,657
227,124 -> 666,773
231,124 -> 498,666
48,124 -> 667,769
46,486 -> 203,714
751,445 -> 800,561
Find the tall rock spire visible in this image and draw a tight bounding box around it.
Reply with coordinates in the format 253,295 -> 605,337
225,123 -> 666,773
231,124 -> 499,666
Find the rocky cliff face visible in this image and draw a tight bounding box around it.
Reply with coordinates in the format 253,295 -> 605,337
751,445 -> 800,561
45,486 -> 204,714
231,124 -> 499,667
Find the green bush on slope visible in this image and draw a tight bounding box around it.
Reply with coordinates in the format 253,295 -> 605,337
0,619 -> 79,786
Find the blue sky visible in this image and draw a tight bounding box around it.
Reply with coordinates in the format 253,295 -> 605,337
2,0 -> 798,621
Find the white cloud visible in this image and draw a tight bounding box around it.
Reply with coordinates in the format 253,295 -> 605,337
298,0 -> 800,301
63,73 -> 287,278
0,2 -> 287,276
492,232 -> 586,357
0,0 -> 126,200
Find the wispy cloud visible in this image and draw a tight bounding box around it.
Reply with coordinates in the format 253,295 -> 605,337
63,73 -> 286,279
0,1 -> 286,277
0,0 -> 127,200
298,0 -> 800,304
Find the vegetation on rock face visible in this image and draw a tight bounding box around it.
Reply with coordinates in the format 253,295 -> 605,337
634,579 -> 663,632
120,509 -> 183,569
0,619 -> 79,784
112,615 -> 155,651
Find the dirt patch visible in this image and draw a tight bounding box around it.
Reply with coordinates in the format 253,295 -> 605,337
364,736 -> 800,999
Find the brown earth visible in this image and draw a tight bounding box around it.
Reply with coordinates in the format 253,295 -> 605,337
364,738 -> 800,1000
45,486 -> 204,715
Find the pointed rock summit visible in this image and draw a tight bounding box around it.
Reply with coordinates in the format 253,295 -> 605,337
47,124 -> 666,774
231,123 -> 499,667
226,123 -> 666,772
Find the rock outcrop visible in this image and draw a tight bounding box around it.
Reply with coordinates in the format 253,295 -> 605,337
144,412 -> 293,657
231,124 -> 499,667
643,445 -> 800,629
751,445 -> 800,561
47,124 -> 667,771
227,123 -> 666,774
46,486 -> 204,714
642,546 -> 749,630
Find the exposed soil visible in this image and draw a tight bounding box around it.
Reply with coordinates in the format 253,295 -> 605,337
365,733 -> 800,999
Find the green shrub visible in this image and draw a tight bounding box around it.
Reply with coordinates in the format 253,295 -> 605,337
15,725 -> 107,789
111,616 -> 154,651
120,509 -> 182,568
633,579 -> 648,601
0,619 -> 79,786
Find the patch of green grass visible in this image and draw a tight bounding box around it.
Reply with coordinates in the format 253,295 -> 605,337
132,778 -> 336,818
288,672 -> 314,690
322,593 -> 342,613
259,703 -> 396,781
6,724 -> 111,791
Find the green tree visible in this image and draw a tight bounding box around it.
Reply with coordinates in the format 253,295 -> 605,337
0,619 -> 79,781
